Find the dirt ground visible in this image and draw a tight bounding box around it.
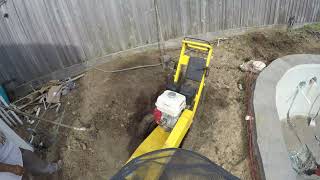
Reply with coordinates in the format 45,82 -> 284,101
182,25 -> 320,179
29,25 -> 320,180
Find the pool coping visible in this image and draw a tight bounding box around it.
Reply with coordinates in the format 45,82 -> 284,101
253,54 -> 320,180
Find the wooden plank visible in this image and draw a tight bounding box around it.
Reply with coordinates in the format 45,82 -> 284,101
288,0 -> 294,19
273,0 -> 280,24
222,0 -> 227,29
284,0 -> 291,23
200,0 -> 207,33
302,0 -> 308,22
160,0 -> 183,38
15,0 -> 52,74
54,0 -> 86,65
313,0 -> 319,22
314,0 -> 320,22
252,0 -> 258,26
22,0 -> 64,70
250,0 -> 254,26
0,10 -> 20,84
263,0 -> 270,25
233,0 -> 240,28
35,0 -> 72,68
79,0 -> 104,57
226,0 -> 232,29
1,0 -> 40,83
190,0 -> 201,34
268,0 -> 273,25
308,0 -> 314,22
5,0 -> 34,70
208,0 -> 218,31
296,0 -> 303,23
293,0 -> 299,22
242,0 -> 247,26
255,0 -> 261,25
129,0 -> 152,44
316,0 -> 320,22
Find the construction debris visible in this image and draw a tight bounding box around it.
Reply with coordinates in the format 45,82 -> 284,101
62,81 -> 76,95
240,60 -> 266,73
14,73 -> 84,110
46,85 -> 62,104
306,29 -> 320,39
0,73 -> 87,150
0,104 -> 86,131
0,96 -> 23,126
217,38 -> 229,46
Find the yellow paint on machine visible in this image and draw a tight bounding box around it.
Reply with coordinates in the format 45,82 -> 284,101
127,38 -> 213,165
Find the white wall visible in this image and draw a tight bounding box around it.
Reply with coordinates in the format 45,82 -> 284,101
276,64 -> 320,121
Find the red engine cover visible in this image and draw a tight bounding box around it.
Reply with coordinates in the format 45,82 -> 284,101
153,108 -> 162,124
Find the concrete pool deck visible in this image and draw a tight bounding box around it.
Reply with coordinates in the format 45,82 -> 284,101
254,54 -> 320,180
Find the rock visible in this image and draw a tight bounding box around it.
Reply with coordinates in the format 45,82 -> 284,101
238,83 -> 243,90
239,60 -> 266,73
81,143 -> 87,150
245,115 -> 254,121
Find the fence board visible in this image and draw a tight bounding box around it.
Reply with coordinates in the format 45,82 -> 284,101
0,0 -> 318,92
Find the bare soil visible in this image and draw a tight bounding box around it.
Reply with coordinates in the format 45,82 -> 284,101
182,26 -> 320,179
31,26 -> 320,180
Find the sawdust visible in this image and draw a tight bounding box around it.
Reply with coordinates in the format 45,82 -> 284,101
35,26 -> 320,180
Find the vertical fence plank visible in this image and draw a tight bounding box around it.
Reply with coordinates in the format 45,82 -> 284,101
0,0 -> 319,92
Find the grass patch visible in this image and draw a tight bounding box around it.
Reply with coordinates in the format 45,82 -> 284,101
302,23 -> 320,31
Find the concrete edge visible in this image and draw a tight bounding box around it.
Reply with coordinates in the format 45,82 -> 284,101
253,54 -> 320,180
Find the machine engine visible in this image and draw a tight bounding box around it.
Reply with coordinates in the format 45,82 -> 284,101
153,90 -> 186,131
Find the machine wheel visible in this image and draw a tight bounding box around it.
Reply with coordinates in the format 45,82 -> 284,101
137,114 -> 157,138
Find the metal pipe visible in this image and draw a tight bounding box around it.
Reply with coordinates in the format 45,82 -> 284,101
0,105 -> 86,131
0,107 -> 17,126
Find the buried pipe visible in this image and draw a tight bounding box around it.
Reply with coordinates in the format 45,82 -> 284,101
93,63 -> 163,73
244,72 -> 260,180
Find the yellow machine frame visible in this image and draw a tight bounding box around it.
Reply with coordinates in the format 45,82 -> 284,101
127,39 -> 213,163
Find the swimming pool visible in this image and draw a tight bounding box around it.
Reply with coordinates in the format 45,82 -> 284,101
254,54 -> 320,180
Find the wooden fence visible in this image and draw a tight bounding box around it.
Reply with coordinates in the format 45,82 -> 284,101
0,0 -> 319,93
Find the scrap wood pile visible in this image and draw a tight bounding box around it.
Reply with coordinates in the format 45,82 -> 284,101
0,74 -> 85,150
13,74 -> 84,113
